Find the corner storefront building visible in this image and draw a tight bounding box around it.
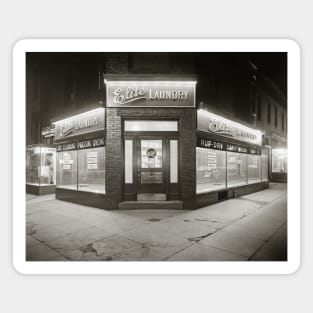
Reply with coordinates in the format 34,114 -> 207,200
54,76 -> 269,210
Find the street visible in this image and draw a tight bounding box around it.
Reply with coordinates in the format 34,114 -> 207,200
26,183 -> 287,261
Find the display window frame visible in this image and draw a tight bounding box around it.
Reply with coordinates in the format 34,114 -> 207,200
55,137 -> 106,194
196,133 -> 267,194
26,144 -> 57,187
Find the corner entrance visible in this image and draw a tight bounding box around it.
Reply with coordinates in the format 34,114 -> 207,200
123,119 -> 180,202
123,138 -> 180,202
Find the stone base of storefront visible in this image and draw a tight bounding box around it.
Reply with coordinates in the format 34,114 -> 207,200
118,200 -> 183,210
271,173 -> 287,183
26,184 -> 56,196
196,181 -> 269,209
55,188 -> 113,210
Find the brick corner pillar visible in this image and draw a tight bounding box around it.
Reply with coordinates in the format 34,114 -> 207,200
180,109 -> 197,209
105,108 -> 122,209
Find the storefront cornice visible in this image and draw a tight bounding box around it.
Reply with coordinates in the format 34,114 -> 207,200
50,106 -> 104,124
197,109 -> 264,147
197,105 -> 259,132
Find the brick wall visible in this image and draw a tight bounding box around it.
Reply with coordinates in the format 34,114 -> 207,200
106,53 -> 128,74
105,108 -> 123,209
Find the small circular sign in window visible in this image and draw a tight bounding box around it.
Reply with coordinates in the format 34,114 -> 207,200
147,148 -> 157,158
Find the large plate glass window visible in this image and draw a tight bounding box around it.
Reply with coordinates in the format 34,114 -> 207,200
57,150 -> 77,190
227,152 -> 247,187
196,148 -> 226,193
26,146 -> 41,185
26,146 -> 56,186
261,149 -> 269,181
77,147 -> 105,194
272,148 -> 287,173
247,154 -> 261,183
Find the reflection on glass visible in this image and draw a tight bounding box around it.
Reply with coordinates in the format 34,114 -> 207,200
57,150 -> 77,190
227,152 -> 247,187
141,140 -> 162,168
261,149 -> 269,181
125,140 -> 133,183
40,147 -> 56,185
77,147 -> 105,194
196,148 -> 226,193
170,140 -> 178,183
26,146 -> 40,185
247,154 -> 261,183
26,146 -> 56,186
272,148 -> 287,173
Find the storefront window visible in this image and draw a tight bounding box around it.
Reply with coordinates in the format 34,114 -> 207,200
57,151 -> 77,190
261,149 -> 269,181
196,148 -> 226,193
26,146 -> 56,186
77,147 -> 105,194
125,140 -> 133,184
124,120 -> 178,132
26,146 -> 40,185
272,148 -> 287,173
227,152 -> 247,187
170,140 -> 178,183
247,154 -> 261,183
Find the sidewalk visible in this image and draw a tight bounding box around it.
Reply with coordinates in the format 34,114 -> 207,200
26,183 -> 287,261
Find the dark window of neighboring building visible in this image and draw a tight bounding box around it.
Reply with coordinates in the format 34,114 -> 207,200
250,83 -> 256,115
266,137 -> 270,145
257,95 -> 262,121
282,112 -> 285,131
211,77 -> 218,99
274,107 -> 278,127
267,102 -> 271,124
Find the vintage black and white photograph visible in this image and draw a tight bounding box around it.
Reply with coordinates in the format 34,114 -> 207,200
15,40 -> 294,271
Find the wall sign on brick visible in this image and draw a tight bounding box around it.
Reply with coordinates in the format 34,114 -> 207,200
104,80 -> 197,107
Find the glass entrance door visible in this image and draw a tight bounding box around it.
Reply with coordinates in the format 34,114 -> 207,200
137,138 -> 166,200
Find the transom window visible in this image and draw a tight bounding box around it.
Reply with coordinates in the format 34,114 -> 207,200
124,120 -> 178,132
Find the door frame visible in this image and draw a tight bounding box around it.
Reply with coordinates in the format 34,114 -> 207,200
136,136 -> 167,196
123,131 -> 180,201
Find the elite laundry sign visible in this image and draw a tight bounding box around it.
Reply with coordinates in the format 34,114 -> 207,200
197,109 -> 263,146
105,80 -> 196,107
54,108 -> 105,142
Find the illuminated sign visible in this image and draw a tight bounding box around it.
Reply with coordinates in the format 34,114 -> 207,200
57,142 -> 77,152
105,80 -> 196,107
56,138 -> 105,152
77,138 -> 105,150
41,126 -> 55,138
197,137 -> 261,155
197,110 -> 262,146
54,108 -> 105,142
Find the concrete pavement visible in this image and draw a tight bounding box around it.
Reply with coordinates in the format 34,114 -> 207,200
26,183 -> 287,261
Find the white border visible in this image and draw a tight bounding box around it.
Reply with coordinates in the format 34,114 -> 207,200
13,39 -> 300,275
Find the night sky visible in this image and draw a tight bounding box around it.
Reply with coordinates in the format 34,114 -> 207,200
246,52 -> 287,97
